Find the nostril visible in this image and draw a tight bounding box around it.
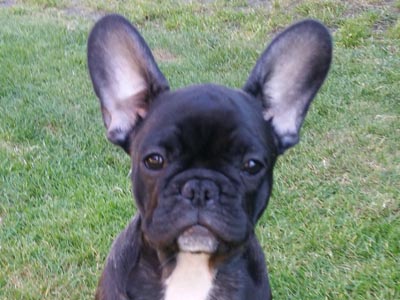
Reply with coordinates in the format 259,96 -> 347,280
201,180 -> 218,202
180,179 -> 219,206
203,188 -> 214,202
181,180 -> 197,200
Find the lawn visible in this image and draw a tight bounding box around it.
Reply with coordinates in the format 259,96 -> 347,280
0,0 -> 399,299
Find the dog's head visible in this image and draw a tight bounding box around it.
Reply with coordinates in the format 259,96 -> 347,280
88,15 -> 331,257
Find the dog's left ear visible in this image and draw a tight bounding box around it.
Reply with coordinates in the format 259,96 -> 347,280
244,20 -> 332,154
88,14 -> 169,152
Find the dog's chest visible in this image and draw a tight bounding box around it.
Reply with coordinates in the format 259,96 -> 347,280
163,252 -> 215,300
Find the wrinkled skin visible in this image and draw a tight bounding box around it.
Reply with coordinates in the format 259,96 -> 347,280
87,14 -> 332,300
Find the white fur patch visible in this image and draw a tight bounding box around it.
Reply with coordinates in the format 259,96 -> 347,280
164,252 -> 215,300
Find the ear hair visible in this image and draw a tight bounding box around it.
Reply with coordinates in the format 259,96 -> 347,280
244,20 -> 332,154
88,14 -> 169,151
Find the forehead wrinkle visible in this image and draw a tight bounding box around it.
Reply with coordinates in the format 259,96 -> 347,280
132,84 -> 273,157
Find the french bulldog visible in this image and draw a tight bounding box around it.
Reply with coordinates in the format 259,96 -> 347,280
87,14 -> 332,300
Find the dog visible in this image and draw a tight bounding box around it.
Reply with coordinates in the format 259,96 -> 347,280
87,14 -> 332,300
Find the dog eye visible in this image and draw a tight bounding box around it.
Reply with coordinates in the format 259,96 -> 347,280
144,153 -> 165,170
242,159 -> 263,175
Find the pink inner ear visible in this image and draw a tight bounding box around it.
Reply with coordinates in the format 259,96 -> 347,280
245,20 -> 332,153
87,15 -> 168,148
104,98 -> 141,145
102,87 -> 150,146
99,48 -> 150,145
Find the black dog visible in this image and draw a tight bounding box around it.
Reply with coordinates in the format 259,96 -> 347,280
87,14 -> 332,300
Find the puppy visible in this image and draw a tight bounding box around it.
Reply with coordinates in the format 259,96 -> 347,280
87,14 -> 332,300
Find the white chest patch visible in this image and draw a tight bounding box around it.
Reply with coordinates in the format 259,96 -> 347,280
164,252 -> 215,300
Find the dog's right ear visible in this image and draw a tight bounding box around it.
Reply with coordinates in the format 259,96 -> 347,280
88,14 -> 169,151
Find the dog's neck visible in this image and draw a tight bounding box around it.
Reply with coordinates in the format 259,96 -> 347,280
164,252 -> 215,300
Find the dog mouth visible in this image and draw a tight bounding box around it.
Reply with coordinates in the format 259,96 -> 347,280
177,225 -> 218,254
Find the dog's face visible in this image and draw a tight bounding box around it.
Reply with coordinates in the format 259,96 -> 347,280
129,85 -> 277,254
88,15 -> 331,258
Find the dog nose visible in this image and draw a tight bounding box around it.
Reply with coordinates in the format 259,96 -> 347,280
181,179 -> 219,206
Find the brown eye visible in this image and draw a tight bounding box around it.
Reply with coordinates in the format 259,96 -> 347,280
144,153 -> 165,170
242,159 -> 263,175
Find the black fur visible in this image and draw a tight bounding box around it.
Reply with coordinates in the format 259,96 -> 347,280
87,14 -> 332,300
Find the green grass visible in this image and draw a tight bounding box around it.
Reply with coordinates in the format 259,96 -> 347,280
1,0 -> 399,299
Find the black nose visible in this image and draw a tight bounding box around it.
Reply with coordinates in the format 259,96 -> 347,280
181,179 -> 219,206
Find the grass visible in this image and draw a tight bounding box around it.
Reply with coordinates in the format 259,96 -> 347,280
0,0 -> 399,299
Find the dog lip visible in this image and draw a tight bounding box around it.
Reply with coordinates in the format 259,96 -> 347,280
177,225 -> 219,254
